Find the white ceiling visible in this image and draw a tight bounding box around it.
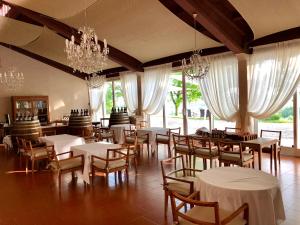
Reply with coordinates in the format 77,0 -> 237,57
229,0 -> 300,38
0,0 -> 299,72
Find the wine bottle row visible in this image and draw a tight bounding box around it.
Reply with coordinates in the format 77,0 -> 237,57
70,109 -> 90,117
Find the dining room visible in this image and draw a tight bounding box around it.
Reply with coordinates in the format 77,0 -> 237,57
0,0 -> 300,225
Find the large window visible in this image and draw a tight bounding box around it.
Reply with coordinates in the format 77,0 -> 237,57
257,98 -> 294,147
166,73 -> 184,129
186,77 -> 209,134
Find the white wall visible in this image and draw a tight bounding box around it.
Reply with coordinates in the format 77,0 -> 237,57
0,46 -> 89,122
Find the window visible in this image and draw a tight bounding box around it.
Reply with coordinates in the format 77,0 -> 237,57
186,77 -> 209,134
257,99 -> 294,147
104,82 -> 113,118
166,73 -> 183,129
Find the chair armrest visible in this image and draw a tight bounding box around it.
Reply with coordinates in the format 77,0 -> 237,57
56,151 -> 73,156
156,133 -> 169,138
58,154 -> 84,162
221,203 -> 249,225
137,133 -> 149,139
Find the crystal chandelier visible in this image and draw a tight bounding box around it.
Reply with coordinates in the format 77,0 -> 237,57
85,73 -> 106,89
182,14 -> 209,80
0,67 -> 24,91
65,26 -> 109,74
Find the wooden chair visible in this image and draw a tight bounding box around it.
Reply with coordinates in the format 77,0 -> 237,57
173,134 -> 193,167
190,136 -> 219,170
260,130 -> 282,169
16,137 -> 26,167
121,143 -> 138,173
123,129 -> 150,156
91,147 -> 129,184
96,127 -> 116,143
156,127 -> 181,158
218,141 -> 254,168
169,191 -> 249,225
22,139 -> 54,174
161,155 -> 202,217
47,150 -> 84,187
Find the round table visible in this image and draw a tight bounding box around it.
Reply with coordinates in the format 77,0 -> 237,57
197,167 -> 285,225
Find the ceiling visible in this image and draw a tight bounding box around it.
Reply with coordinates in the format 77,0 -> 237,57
0,0 -> 299,77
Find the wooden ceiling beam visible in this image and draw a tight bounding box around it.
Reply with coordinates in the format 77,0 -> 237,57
159,0 -> 220,42
2,1 -> 144,72
170,0 -> 254,54
0,42 -> 88,79
250,27 -> 300,47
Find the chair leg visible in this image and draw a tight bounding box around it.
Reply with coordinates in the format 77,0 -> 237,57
31,159 -> 35,174
278,150 -> 281,165
210,158 -> 213,169
270,151 -> 273,172
134,156 -> 138,174
164,190 -> 168,218
91,167 -> 94,185
168,144 -> 171,158
25,157 -> 29,174
193,155 -> 196,169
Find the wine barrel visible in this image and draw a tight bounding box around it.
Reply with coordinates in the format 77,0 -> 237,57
109,112 -> 130,127
68,115 -> 92,136
11,120 -> 42,141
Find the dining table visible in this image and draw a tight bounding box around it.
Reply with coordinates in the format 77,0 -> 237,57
136,127 -> 169,152
242,137 -> 278,171
70,141 -> 120,184
197,167 -> 285,225
39,134 -> 85,158
110,124 -> 132,144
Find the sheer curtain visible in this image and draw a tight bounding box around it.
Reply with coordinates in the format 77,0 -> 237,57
199,53 -> 239,122
248,40 -> 300,120
120,72 -> 138,113
142,63 -> 171,115
89,86 -> 104,121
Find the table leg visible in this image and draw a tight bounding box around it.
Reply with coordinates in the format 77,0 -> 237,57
274,143 -> 277,173
258,146 -> 262,170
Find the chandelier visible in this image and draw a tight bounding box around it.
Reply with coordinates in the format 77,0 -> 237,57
0,67 -> 24,91
65,26 -> 109,74
85,73 -> 106,89
182,14 -> 209,80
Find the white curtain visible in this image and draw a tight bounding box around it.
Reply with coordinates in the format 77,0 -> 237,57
248,40 -> 300,119
142,63 -> 172,115
199,53 -> 239,122
89,86 -> 104,121
120,72 -> 138,113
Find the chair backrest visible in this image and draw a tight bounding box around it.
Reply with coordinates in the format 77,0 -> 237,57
173,134 -> 191,147
137,120 -> 148,129
160,155 -> 186,185
22,139 -> 33,152
260,130 -> 282,145
169,191 -> 220,225
123,129 -> 137,145
190,136 -> 213,149
105,147 -> 129,168
218,140 -> 242,159
225,127 -> 241,133
168,127 -> 181,136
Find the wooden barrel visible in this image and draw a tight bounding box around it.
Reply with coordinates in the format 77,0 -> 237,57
11,120 -> 42,141
68,115 -> 92,136
109,112 -> 130,127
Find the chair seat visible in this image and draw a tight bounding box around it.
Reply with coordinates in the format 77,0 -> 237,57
49,157 -> 82,170
179,205 -> 246,225
26,148 -> 48,158
194,146 -> 218,156
261,146 -> 280,153
220,152 -> 253,162
167,176 -> 199,196
93,159 -> 127,170
156,136 -> 170,143
175,144 -> 190,153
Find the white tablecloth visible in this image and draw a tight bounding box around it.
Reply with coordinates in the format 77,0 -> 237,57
70,142 -> 120,183
197,167 -> 285,225
110,124 -> 132,144
39,134 -> 85,157
137,127 -> 168,150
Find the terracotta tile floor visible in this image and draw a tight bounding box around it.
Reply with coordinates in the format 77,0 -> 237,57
0,146 -> 299,225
